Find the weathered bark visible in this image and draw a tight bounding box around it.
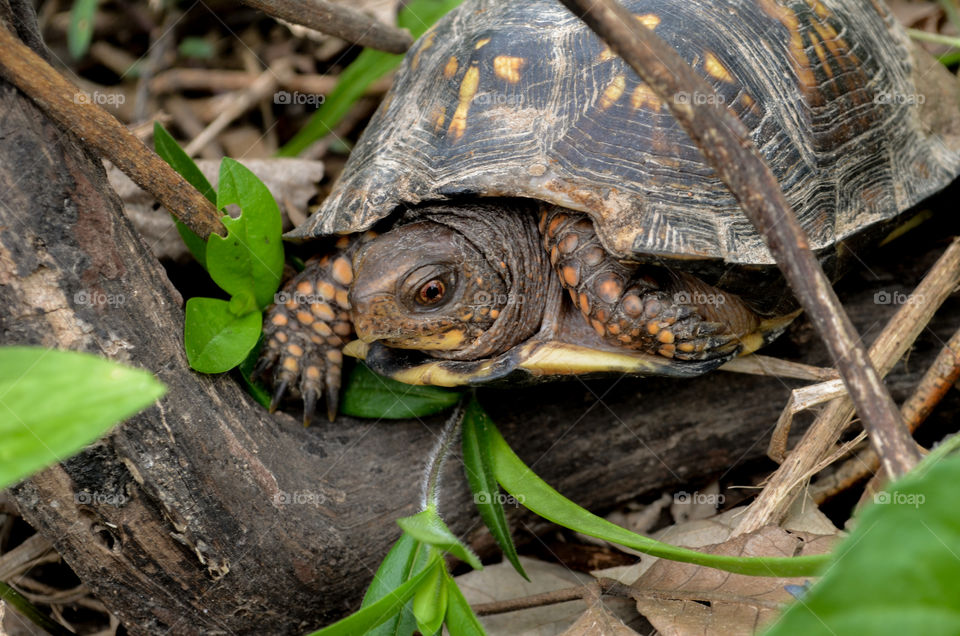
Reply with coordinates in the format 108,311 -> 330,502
1,5 -> 958,634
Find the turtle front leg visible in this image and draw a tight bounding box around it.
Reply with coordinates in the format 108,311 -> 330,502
254,236 -> 362,424
540,207 -> 760,361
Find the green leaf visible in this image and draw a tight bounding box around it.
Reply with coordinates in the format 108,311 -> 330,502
153,122 -> 215,267
184,297 -> 262,373
237,338 -> 271,409
178,36 -> 215,59
277,0 -> 463,156
212,159 -> 284,310
487,423 -> 828,577
413,559 -> 448,636
397,509 -> 482,570
764,452 -> 960,636
362,533 -> 431,636
444,574 -> 487,636
153,123 -> 217,204
307,558 -> 441,636
461,397 -> 528,579
340,363 -> 460,419
0,347 -> 165,489
68,0 -> 98,59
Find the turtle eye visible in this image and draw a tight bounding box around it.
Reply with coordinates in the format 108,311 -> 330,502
417,279 -> 446,305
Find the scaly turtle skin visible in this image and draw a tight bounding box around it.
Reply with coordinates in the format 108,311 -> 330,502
256,0 -> 960,423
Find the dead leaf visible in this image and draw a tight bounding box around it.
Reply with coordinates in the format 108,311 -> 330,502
455,557 -> 594,636
558,604 -> 641,636
629,525 -> 834,636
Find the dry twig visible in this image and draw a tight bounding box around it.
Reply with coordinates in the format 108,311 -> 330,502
736,237 -> 960,533
811,323 -> 960,503
558,0 -> 919,479
240,0 -> 412,53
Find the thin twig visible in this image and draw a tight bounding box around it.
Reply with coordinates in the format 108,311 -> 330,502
472,578 -> 630,616
558,0 -> 919,478
811,323 -> 960,504
0,26 -> 223,239
184,60 -> 293,157
720,354 -> 838,383
240,0 -> 412,54
736,237 -> 960,533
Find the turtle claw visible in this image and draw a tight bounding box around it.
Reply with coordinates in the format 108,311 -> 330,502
302,387 -> 319,427
270,378 -> 289,413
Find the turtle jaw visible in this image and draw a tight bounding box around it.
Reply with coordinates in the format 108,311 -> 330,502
350,299 -> 470,351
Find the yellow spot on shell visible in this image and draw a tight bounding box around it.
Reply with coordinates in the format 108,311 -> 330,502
759,0 -> 815,89
635,13 -> 661,29
810,0 -> 831,19
600,74 -> 626,110
411,32 -> 436,71
598,46 -> 617,62
448,66 -> 479,140
443,56 -> 458,79
493,56 -> 524,83
631,83 -> 662,111
808,31 -> 832,78
432,106 -> 446,131
704,52 -> 734,83
474,38 -> 490,49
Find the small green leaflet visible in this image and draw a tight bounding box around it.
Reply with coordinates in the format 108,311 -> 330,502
340,363 -> 461,419
68,0 -> 97,59
152,123 -> 214,267
212,159 -> 284,311
307,556 -> 442,636
461,397 -> 528,579
184,298 -> 262,374
412,560 -> 448,635
361,533 -> 430,636
397,509 -> 482,570
0,347 -> 165,489
444,575 -> 486,636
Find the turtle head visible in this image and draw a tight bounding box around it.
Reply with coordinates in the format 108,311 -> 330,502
349,219 -> 511,355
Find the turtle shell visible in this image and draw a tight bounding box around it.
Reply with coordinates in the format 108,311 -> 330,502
289,0 -> 960,267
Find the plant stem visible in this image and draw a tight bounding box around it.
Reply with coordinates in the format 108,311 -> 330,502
421,401 -> 466,511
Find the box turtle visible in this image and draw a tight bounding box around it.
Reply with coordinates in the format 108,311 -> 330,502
256,0 -> 960,422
